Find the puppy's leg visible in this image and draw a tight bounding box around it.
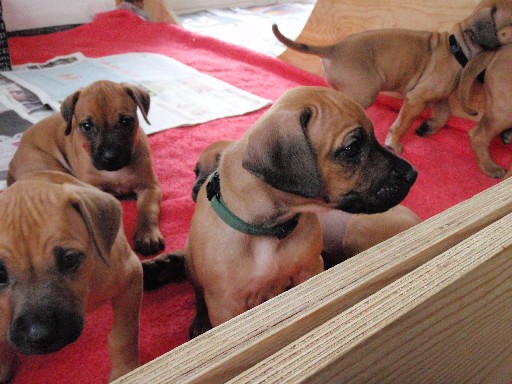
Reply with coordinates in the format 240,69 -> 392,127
189,288 -> 212,339
142,251 -> 186,291
134,185 -> 165,255
468,117 -> 506,178
0,322 -> 16,383
385,98 -> 428,153
108,262 -> 142,381
415,99 -> 450,137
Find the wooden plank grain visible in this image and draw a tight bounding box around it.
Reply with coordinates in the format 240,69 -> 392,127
114,178 -> 512,384
229,212 -> 512,384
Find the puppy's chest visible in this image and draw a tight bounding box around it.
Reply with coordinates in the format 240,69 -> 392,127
81,169 -> 137,197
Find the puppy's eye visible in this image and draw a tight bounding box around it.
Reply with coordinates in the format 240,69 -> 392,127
55,248 -> 85,275
79,121 -> 94,135
0,262 -> 9,289
119,115 -> 134,127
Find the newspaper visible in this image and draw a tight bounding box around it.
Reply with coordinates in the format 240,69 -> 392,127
0,52 -> 271,189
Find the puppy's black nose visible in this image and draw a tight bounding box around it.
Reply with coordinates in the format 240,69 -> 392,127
102,148 -> 121,162
12,310 -> 59,349
10,307 -> 83,355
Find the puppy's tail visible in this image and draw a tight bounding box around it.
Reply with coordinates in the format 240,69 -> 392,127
142,250 -> 187,291
458,50 -> 495,116
272,24 -> 334,57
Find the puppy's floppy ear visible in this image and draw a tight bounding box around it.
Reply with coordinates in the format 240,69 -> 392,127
124,84 -> 151,125
242,107 -> 322,198
61,90 -> 81,136
63,183 -> 122,266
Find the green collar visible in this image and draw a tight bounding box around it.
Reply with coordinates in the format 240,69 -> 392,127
206,172 -> 300,239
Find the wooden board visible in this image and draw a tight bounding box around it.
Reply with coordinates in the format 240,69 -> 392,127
114,178 -> 512,384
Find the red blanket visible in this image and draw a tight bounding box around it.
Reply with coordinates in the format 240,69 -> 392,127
7,10 -> 511,383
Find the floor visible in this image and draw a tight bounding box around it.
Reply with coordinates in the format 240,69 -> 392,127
178,1 -> 315,57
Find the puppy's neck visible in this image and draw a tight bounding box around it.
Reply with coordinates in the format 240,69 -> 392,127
217,149 -> 296,228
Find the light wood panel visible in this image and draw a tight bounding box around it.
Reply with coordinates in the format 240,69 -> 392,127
230,212 -> 512,383
114,177 -> 512,384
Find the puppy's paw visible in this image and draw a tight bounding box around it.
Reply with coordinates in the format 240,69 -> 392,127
134,227 -> 165,256
189,316 -> 212,339
415,121 -> 434,137
384,135 -> 403,154
142,252 -> 186,291
501,129 -> 512,145
482,164 -> 506,179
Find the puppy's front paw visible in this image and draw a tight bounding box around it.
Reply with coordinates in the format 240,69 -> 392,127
384,134 -> 403,154
189,315 -> 212,339
482,164 -> 506,179
142,252 -> 186,290
134,227 -> 165,256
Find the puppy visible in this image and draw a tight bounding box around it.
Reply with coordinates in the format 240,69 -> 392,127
193,140 -> 421,265
184,86 -> 417,338
272,0 -> 512,153
7,80 -> 164,255
458,45 -> 512,178
0,171 -> 142,382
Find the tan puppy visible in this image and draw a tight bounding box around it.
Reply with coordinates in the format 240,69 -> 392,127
272,0 -> 512,153
0,171 -> 142,382
458,45 -> 512,178
184,87 -> 417,338
7,80 -> 164,255
190,140 -> 421,267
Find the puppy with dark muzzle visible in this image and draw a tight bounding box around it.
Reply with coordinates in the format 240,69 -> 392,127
182,87 -> 417,338
7,80 -> 164,255
0,171 -> 142,382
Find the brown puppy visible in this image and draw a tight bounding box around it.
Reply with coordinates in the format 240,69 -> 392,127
191,140 -> 421,267
272,0 -> 512,153
458,45 -> 512,178
0,171 -> 142,382
185,87 -> 417,338
7,80 -> 164,255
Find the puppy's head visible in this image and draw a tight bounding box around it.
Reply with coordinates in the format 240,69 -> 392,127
192,140 -> 234,202
0,171 -> 121,355
60,80 -> 151,172
464,0 -> 512,49
242,87 -> 417,214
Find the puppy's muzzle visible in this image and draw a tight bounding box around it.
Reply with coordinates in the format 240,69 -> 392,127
337,154 -> 417,214
10,305 -> 83,355
93,145 -> 132,171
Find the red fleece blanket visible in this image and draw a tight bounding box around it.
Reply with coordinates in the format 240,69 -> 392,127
6,10 -> 511,383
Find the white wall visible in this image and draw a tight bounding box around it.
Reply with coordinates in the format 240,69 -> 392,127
2,0 -> 115,32
164,0 -> 292,15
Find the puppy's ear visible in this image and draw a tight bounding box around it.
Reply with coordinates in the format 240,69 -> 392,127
124,84 -> 151,125
61,90 -> 81,136
64,183 -> 122,266
242,107 -> 322,198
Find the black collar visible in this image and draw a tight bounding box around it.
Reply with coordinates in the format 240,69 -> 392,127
206,172 -> 300,240
449,34 -> 469,67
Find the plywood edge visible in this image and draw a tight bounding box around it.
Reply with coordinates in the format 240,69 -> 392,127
114,179 -> 512,384
230,212 -> 512,383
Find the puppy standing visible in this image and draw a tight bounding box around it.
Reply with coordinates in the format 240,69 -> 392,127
458,45 -> 512,178
0,171 -> 142,382
272,0 -> 512,153
185,87 -> 417,338
8,80 -> 164,255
